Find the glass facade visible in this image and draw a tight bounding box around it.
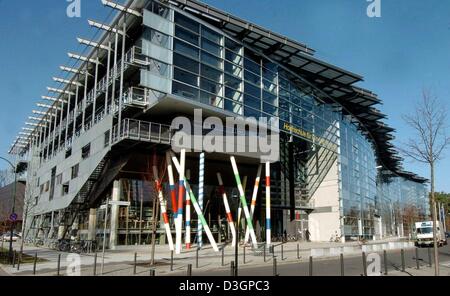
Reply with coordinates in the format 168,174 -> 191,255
339,117 -> 378,239
339,117 -> 429,240
171,10 -> 339,151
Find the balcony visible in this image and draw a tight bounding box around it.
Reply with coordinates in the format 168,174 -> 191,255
112,119 -> 172,145
122,87 -> 150,107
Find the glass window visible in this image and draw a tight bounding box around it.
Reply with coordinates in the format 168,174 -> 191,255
224,74 -> 241,90
244,106 -> 260,118
174,12 -> 199,33
147,1 -> 170,19
225,99 -> 243,114
82,144 -> 91,159
263,91 -> 277,106
62,183 -> 69,196
104,130 -> 110,147
143,28 -> 170,49
173,53 -> 199,74
225,38 -> 241,53
279,77 -> 290,91
262,68 -> 277,83
291,94 -> 302,106
56,174 -> 63,185
71,164 -> 79,179
263,79 -> 277,94
174,39 -> 199,60
225,87 -> 243,102
175,25 -> 199,46
201,64 -> 222,82
202,38 -> 222,57
200,78 -> 221,95
225,50 -> 242,65
201,51 -> 222,68
244,58 -> 260,75
263,102 -> 278,116
202,26 -> 222,44
172,81 -> 199,100
200,91 -> 223,108
279,109 -> 290,121
244,70 -> 261,86
149,59 -> 170,78
244,94 -> 261,110
244,82 -> 261,99
65,148 -> 72,159
174,68 -> 198,86
225,61 -> 242,77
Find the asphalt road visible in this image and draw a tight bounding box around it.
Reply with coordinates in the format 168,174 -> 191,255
172,245 -> 450,276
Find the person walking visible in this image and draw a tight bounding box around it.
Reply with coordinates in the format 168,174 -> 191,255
305,229 -> 311,242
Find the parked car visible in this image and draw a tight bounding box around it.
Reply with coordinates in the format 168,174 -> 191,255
1,233 -> 20,242
446,232 -> 450,239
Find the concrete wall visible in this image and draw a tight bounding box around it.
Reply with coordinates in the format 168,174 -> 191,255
308,159 -> 341,242
30,115 -> 113,215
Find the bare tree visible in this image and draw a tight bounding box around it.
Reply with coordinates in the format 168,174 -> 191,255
401,89 -> 450,276
0,169 -> 14,188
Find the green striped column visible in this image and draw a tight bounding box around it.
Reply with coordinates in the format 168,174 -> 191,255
230,156 -> 258,248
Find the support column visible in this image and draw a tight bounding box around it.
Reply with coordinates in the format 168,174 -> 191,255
82,66 -> 88,132
65,93 -> 71,145
57,226 -> 66,240
88,208 -> 97,241
92,59 -> 99,126
109,180 -> 121,250
72,85 -> 79,139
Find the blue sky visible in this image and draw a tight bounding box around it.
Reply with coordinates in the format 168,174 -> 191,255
0,0 -> 449,191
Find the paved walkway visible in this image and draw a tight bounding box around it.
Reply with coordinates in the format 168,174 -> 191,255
0,237 -> 446,276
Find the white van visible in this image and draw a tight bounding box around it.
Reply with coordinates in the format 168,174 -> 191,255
413,221 -> 447,247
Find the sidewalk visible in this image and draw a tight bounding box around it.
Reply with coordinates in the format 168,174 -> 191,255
388,262 -> 450,276
0,237 -> 433,276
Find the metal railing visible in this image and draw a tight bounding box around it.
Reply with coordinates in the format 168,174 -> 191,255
122,87 -> 149,107
35,46 -> 155,163
112,119 -> 172,145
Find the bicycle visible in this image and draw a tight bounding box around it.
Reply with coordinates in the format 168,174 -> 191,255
58,239 -> 71,252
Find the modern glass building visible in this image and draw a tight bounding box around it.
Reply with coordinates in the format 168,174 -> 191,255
10,0 -> 429,247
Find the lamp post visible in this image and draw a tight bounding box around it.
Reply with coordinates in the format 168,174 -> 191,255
0,156 -> 17,263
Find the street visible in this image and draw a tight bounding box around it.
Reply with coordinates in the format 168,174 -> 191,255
168,244 -> 450,276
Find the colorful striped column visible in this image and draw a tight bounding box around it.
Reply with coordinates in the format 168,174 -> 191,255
198,152 -> 205,248
185,169 -> 191,249
230,157 -> 258,248
237,176 -> 248,235
171,152 -> 219,252
166,152 -> 177,214
152,164 -> 174,251
217,173 -> 236,247
244,164 -> 262,243
175,149 -> 186,254
265,162 -> 271,247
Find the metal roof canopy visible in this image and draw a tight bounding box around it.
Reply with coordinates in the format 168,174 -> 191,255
171,0 -> 363,87
174,0 -> 427,185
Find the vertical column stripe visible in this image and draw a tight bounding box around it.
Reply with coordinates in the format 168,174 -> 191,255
217,173 -> 236,247
171,152 -> 219,252
266,161 -> 271,247
152,158 -> 174,251
166,152 -> 178,214
245,164 -> 262,243
230,157 -> 258,248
